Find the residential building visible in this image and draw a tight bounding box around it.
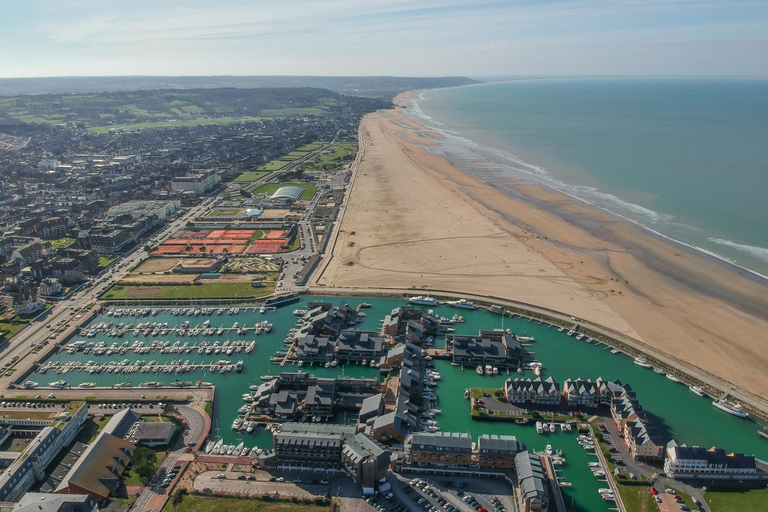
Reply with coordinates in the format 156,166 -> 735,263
341,433 -> 391,494
405,432 -> 473,468
336,330 -> 385,362
515,451 -> 550,512
10,493 -> 97,512
504,377 -> 562,405
664,440 -> 768,483
476,435 -> 525,470
563,378 -> 599,408
171,171 -> 217,195
0,403 -> 88,503
273,423 -> 356,470
450,330 -> 523,368
55,433 -> 134,501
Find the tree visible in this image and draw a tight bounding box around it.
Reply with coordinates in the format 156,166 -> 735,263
163,402 -> 179,416
131,447 -> 158,483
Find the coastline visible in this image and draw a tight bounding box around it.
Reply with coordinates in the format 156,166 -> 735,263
316,89 -> 768,405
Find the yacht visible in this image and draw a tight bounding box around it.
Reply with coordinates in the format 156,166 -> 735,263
78,382 -> 96,388
476,365 -> 484,375
232,418 -> 243,430
293,309 -> 307,316
633,357 -> 652,369
536,421 -> 544,434
485,365 -> 493,375
545,444 -> 553,456
246,421 -> 255,433
446,299 -> 477,310
259,306 -> 267,314
549,423 -> 556,433
666,373 -> 682,383
49,380 -> 68,389
712,398 -> 749,418
408,296 -> 438,306
689,385 -> 707,397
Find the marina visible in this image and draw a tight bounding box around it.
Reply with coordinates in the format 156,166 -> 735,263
23,295 -> 768,512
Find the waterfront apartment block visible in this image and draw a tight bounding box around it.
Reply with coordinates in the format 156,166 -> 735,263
404,432 -> 526,471
515,451 -> 550,512
0,402 -> 88,502
504,377 -> 562,405
273,423 -> 356,469
405,432 -> 474,468
335,330 -> 385,362
450,330 -> 523,368
664,440 -> 768,484
610,387 -> 664,460
341,433 -> 392,494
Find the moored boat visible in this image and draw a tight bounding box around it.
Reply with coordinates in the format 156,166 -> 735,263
712,398 -> 749,418
409,295 -> 438,306
689,385 -> 707,397
633,357 -> 652,368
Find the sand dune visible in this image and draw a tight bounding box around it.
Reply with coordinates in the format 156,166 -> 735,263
316,97 -> 768,406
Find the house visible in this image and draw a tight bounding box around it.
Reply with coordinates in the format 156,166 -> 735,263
335,330 -> 385,362
450,330 -> 523,368
504,377 -> 562,405
563,378 -> 599,408
295,334 -> 334,363
476,434 -> 525,470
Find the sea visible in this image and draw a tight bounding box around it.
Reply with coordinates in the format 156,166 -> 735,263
407,78 -> 768,280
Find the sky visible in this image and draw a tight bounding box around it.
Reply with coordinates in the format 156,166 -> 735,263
2,0 -> 768,78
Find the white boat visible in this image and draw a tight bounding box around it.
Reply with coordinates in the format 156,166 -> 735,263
259,306 -> 267,314
78,382 -> 96,388
204,441 -> 214,454
633,357 -> 652,369
689,385 -> 707,397
492,367 -> 499,375
293,309 -> 307,316
234,442 -> 244,455
549,423 -> 556,433
232,418 -> 243,430
476,365 -> 484,375
652,367 -> 666,375
408,296 -> 438,306
545,444 -> 553,455
246,421 -> 255,433
446,299 -> 477,310
712,398 -> 749,418
666,373 -> 682,383
49,380 -> 68,388
536,421 -> 544,434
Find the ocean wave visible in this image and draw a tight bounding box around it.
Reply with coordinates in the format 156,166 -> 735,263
403,92 -> 768,282
709,238 -> 768,264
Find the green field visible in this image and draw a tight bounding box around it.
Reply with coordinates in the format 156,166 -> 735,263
252,182 -> 317,200
99,255 -> 119,268
164,495 -> 327,512
305,143 -> 357,172
206,209 -> 241,217
101,282 -> 275,300
50,237 -> 75,248
233,171 -> 270,183
89,117 -> 267,133
256,160 -> 290,172
704,488 -> 768,512
258,106 -> 326,117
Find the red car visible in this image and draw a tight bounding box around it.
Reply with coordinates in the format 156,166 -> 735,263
651,488 -> 659,495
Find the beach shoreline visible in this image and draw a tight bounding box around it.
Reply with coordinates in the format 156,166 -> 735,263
315,90 -> 768,406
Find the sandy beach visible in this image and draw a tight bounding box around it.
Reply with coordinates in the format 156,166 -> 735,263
315,92 -> 768,406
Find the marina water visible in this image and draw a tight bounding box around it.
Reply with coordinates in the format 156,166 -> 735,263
410,78 -> 768,278
33,297 -> 768,511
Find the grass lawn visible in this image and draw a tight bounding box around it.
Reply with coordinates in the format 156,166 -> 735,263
0,321 -> 25,341
99,255 -> 119,267
233,171 -> 270,183
259,106 -> 326,117
704,487 -> 768,512
617,483 -> 653,512
164,495 -> 328,512
80,415 -> 111,444
252,182 -> 317,200
256,160 -> 289,172
101,281 -> 275,300
50,237 -> 75,248
206,209 -> 240,217
124,451 -> 167,486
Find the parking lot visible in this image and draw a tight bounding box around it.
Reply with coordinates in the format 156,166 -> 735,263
387,473 -> 516,512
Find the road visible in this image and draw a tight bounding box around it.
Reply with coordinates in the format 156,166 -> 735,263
133,405 -> 207,512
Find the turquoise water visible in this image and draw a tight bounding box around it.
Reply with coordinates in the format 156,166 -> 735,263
412,78 -> 768,278
32,298 -> 768,511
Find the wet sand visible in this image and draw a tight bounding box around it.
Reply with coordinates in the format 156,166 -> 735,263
316,93 -> 768,406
